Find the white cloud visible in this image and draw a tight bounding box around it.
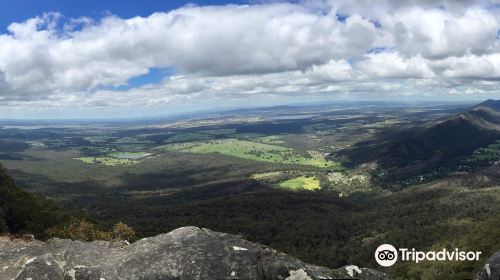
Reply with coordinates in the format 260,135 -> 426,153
0,4 -> 380,95
1,1 -> 500,116
384,7 -> 499,59
357,52 -> 435,79
439,54 -> 500,79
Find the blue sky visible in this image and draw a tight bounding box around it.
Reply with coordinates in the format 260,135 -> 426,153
0,0 -> 499,119
0,0 -> 249,31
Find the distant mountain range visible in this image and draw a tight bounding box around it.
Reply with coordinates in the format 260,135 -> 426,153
343,99 -> 500,185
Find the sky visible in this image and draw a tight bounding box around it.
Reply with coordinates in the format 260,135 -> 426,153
1,0 -> 500,119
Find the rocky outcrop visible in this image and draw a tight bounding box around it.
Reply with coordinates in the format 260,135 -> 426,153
0,226 -> 388,280
475,251 -> 500,280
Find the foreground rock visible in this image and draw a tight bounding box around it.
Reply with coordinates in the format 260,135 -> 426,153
475,251 -> 500,280
0,226 -> 387,280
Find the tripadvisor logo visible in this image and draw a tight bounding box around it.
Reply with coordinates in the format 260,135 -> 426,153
375,244 -> 398,267
374,244 -> 482,267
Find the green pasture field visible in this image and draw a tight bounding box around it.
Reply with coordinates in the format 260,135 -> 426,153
75,151 -> 152,165
278,176 -> 320,191
471,140 -> 500,161
75,156 -> 134,166
158,139 -> 339,168
108,152 -> 152,160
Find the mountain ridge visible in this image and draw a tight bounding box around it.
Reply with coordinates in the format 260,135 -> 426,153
342,100 -> 500,185
473,99 -> 500,112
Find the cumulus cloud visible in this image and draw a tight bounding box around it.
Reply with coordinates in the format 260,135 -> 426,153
1,0 -> 500,116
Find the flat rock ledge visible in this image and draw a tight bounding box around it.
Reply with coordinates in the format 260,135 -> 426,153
0,226 -> 388,280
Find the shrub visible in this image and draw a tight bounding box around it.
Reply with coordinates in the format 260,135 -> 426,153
48,220 -> 111,241
112,221 -> 135,241
49,220 -> 135,242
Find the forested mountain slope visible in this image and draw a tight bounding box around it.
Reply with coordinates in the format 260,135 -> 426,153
0,163 -> 70,239
343,100 -> 500,185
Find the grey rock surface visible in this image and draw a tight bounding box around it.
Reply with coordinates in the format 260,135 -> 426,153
337,265 -> 389,280
0,226 -> 389,280
475,251 -> 500,280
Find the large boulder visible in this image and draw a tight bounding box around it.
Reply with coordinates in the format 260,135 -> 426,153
0,226 -> 388,280
475,251 -> 500,280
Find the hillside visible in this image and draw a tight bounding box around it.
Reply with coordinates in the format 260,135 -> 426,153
473,99 -> 500,112
0,163 -> 70,239
343,100 -> 500,186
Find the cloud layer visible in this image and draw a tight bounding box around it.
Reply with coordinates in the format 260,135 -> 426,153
1,0 -> 500,117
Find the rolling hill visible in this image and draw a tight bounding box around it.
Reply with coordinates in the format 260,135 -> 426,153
343,100 -> 500,186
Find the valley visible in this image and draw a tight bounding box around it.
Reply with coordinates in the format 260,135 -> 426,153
1,101 -> 500,279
